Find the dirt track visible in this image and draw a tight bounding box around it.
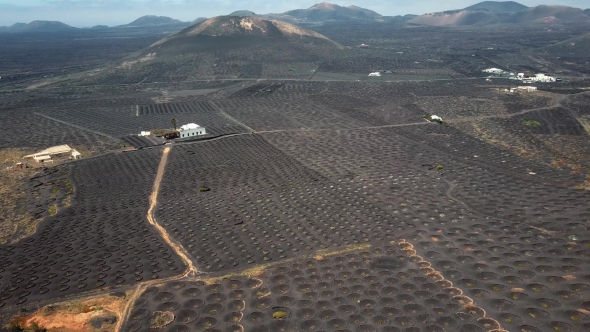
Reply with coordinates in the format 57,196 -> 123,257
114,146 -> 198,332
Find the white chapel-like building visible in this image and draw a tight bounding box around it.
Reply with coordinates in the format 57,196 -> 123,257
179,123 -> 206,138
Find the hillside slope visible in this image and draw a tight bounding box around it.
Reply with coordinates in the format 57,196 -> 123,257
408,10 -> 501,26
544,32 -> 590,57
504,5 -> 590,24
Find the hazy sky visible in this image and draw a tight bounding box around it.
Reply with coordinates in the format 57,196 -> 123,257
0,0 -> 588,27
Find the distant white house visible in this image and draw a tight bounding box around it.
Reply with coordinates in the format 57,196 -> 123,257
368,72 -> 381,77
179,123 -> 206,138
483,68 -> 505,74
139,131 -> 151,136
24,144 -> 81,163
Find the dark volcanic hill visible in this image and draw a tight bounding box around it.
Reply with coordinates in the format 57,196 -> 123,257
283,2 -> 382,22
119,15 -> 184,27
150,16 -> 342,51
77,16 -> 344,83
464,1 -> 528,13
0,20 -> 76,33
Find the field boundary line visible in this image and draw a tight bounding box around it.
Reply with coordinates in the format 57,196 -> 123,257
33,112 -> 117,140
393,239 -> 507,332
209,101 -> 256,133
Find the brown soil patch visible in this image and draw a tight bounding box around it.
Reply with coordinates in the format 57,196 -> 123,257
22,293 -> 129,332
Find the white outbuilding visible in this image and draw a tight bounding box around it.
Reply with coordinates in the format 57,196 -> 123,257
179,123 -> 206,138
368,72 -> 381,77
24,144 -> 81,163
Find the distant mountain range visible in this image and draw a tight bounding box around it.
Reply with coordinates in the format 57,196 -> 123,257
226,3 -> 382,23
117,15 -> 183,27
409,2 -> 590,26
282,2 -> 381,21
1,1 -> 589,33
228,2 -> 590,25
0,20 -> 76,33
0,15 -> 207,33
229,10 -> 258,17
115,15 -> 207,28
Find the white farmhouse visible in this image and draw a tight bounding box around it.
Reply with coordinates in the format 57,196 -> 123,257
368,72 -> 381,77
179,123 -> 206,138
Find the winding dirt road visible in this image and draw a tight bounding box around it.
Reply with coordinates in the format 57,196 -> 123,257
115,146 -> 198,332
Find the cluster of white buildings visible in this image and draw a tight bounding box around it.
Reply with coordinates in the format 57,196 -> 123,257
515,73 -> 558,83
483,68 -> 560,83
